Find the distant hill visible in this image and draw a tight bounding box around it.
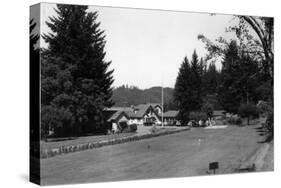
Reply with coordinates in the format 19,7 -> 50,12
112,86 -> 176,109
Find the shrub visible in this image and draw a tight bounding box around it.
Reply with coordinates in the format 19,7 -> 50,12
149,125 -> 158,133
227,115 -> 242,125
257,100 -> 273,116
129,124 -> 138,132
123,124 -> 138,133
41,105 -> 74,139
189,111 -> 208,121
238,103 -> 259,125
201,102 -> 214,118
265,112 -> 273,132
119,121 -> 128,132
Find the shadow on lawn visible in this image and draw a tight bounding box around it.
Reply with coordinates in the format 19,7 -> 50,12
45,137 -> 78,142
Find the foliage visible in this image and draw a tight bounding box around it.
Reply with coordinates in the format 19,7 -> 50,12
217,41 -> 242,113
123,124 -> 138,133
201,102 -> 214,118
119,121 -> 128,132
230,16 -> 274,80
265,112 -> 273,132
198,16 -> 273,104
198,16 -> 273,81
203,94 -> 222,110
189,111 -> 208,121
174,50 -> 203,124
41,5 -> 114,137
202,63 -> 220,95
30,19 -> 40,142
227,115 -> 242,125
41,105 -> 75,138
257,100 -> 272,115
255,81 -> 273,102
216,41 -> 261,113
238,103 -> 259,125
149,125 -> 158,134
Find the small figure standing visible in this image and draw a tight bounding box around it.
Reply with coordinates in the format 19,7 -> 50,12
199,120 -> 204,127
112,120 -> 118,134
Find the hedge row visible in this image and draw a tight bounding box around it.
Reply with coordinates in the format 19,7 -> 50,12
40,127 -> 190,159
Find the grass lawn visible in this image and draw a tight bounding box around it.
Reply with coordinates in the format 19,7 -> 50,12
40,124 -> 272,185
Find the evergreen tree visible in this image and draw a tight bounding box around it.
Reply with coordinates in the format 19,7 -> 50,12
30,19 -> 40,141
41,5 -> 114,137
30,19 -> 39,60
174,57 -> 192,125
174,51 -> 203,125
236,55 -> 260,104
203,63 -> 220,94
218,41 -> 242,113
190,50 -> 203,110
218,40 -> 261,113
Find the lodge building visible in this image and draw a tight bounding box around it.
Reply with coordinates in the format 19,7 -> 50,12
104,103 -> 179,126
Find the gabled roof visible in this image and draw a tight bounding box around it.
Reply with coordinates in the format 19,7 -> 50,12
134,104 -> 152,118
105,103 -> 162,119
107,111 -> 129,122
163,110 -> 179,118
124,110 -> 136,118
148,103 -> 162,109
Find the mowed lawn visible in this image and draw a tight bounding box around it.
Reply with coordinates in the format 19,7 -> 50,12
41,124 -> 268,185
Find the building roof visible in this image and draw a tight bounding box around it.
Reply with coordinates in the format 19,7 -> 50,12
163,110 -> 179,118
134,104 -> 153,118
104,103 -> 162,120
107,111 -> 129,122
148,103 -> 161,108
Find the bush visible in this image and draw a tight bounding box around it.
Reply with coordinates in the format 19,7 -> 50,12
265,112 -> 273,132
149,125 -> 158,133
129,124 -> 138,132
119,121 -> 128,132
123,124 -> 138,133
201,102 -> 214,118
41,105 -> 74,139
238,103 -> 259,125
257,100 -> 273,116
189,111 -> 208,121
227,115 -> 242,125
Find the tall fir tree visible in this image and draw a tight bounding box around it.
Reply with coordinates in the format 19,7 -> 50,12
174,57 -> 192,125
203,63 -> 220,94
174,50 -> 203,125
41,5 -> 114,137
190,50 -> 203,110
30,19 -> 40,142
218,40 -> 242,113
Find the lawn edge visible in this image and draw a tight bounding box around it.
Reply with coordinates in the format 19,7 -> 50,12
40,127 -> 190,159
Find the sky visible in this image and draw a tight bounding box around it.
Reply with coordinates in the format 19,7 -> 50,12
31,3 -> 238,89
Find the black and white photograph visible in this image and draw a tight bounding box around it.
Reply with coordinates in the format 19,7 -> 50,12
29,2 -> 274,186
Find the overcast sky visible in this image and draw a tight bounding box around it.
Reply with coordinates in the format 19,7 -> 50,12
31,3 -> 239,89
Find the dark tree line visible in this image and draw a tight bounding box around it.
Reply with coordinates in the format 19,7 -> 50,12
30,19 -> 40,142
175,16 -> 273,127
174,50 -> 222,125
41,5 -> 114,138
